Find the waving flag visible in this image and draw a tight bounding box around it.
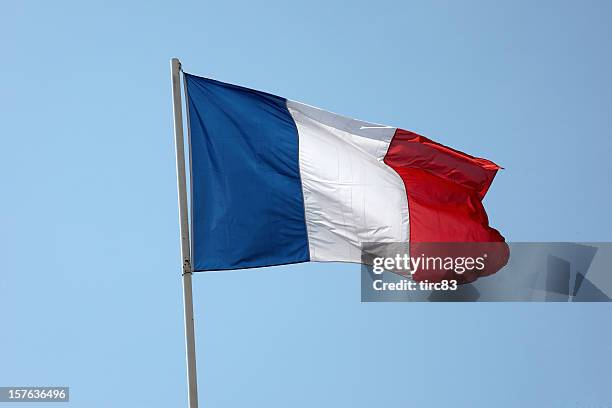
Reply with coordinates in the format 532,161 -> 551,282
184,73 -> 506,274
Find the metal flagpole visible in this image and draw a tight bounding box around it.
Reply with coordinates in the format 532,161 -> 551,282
170,57 -> 199,408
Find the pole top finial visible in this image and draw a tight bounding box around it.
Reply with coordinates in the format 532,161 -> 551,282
171,57 -> 182,71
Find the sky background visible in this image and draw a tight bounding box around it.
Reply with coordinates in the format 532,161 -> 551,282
1,0 -> 612,407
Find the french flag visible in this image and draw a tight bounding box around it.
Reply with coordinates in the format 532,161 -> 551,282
184,73 -> 507,279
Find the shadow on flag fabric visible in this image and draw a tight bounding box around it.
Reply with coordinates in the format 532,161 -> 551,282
184,72 -> 508,281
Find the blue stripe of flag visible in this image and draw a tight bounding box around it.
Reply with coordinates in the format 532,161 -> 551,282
184,73 -> 310,271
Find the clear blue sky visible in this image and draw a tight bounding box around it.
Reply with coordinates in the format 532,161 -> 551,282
1,1 -> 612,407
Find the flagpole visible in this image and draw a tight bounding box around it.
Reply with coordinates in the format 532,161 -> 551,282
170,57 -> 199,408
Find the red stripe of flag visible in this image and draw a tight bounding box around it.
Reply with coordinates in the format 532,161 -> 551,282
384,129 -> 509,283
